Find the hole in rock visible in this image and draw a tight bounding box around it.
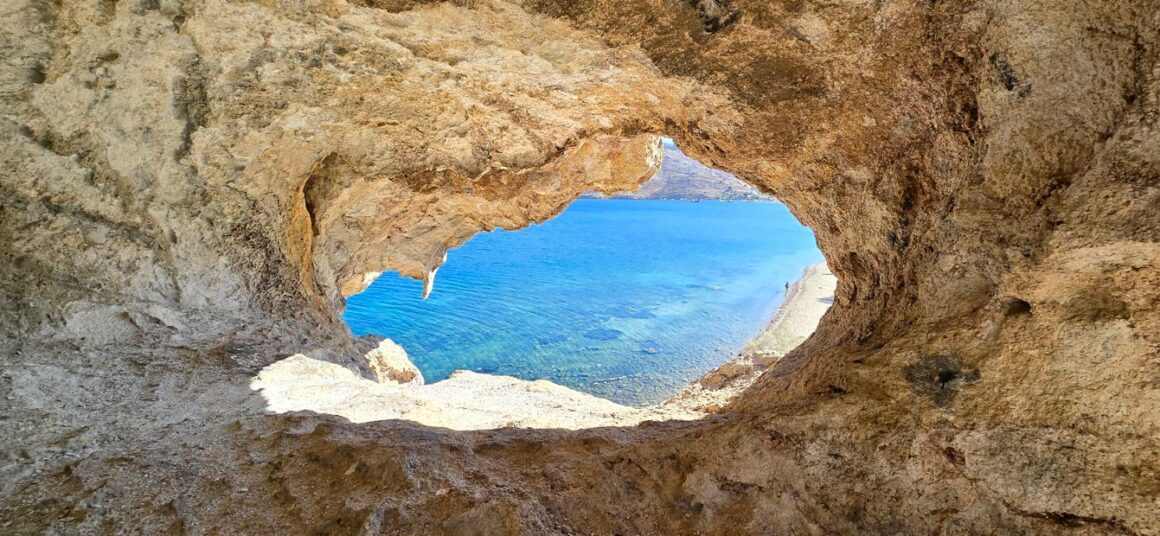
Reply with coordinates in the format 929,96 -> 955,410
252,138 -> 835,430
1003,297 -> 1032,317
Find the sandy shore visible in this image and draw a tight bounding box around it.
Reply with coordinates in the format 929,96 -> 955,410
654,262 -> 837,414
745,262 -> 837,357
251,262 -> 837,430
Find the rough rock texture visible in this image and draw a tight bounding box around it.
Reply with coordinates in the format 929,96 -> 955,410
2,0 -> 1159,534
583,140 -> 771,200
365,338 -> 424,385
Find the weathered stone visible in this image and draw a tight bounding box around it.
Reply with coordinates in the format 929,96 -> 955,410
698,361 -> 752,390
1,0 -> 1158,533
365,339 -> 424,385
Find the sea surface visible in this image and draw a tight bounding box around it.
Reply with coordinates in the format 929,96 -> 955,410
344,199 -> 822,406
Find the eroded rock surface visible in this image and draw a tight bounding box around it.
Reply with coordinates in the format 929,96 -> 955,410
2,0 -> 1159,533
584,141 -> 771,200
365,338 -> 424,385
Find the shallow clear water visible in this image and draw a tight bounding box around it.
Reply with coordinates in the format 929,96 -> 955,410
344,199 -> 822,406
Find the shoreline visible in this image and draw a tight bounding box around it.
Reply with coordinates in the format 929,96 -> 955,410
648,262 -> 836,416
743,262 -> 836,358
252,262 -> 837,430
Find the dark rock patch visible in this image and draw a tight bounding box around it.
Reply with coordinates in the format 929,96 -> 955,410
1003,297 -> 1032,317
904,355 -> 980,407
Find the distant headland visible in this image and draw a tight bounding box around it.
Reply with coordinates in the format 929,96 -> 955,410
582,139 -> 773,201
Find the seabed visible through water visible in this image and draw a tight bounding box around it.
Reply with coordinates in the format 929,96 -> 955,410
345,199 -> 822,406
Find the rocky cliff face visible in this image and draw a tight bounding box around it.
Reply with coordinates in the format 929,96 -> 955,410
2,0 -> 1158,533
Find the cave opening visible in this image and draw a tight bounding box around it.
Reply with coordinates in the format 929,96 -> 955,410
252,138 -> 835,430
7,0 -> 1158,530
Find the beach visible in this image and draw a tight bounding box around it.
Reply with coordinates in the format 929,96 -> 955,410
745,262 -> 837,358
252,262 -> 838,429
653,262 -> 838,415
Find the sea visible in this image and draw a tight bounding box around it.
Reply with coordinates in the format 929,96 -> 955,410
343,199 -> 822,406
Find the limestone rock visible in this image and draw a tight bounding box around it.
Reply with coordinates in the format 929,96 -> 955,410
2,0 -> 1159,533
365,339 -> 424,385
585,142 -> 771,201
697,361 -> 752,390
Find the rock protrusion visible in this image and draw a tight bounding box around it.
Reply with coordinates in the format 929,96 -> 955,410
365,339 -> 424,386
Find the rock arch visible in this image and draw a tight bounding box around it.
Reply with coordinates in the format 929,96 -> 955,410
2,0 -> 1158,533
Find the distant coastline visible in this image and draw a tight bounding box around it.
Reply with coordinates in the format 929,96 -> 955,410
582,142 -> 773,201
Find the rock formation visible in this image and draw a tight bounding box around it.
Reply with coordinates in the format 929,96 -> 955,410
584,140 -> 771,200
365,338 -> 424,385
2,0 -> 1158,533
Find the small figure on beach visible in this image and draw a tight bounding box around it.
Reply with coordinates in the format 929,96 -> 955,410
785,281 -> 790,291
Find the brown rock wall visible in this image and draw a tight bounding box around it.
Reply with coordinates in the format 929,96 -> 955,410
1,0 -> 1157,533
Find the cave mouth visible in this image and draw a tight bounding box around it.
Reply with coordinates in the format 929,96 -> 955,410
252,139 -> 835,430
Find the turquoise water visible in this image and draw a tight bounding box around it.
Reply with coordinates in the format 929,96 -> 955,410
343,199 -> 822,406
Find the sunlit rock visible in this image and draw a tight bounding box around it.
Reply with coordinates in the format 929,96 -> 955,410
365,339 -> 424,385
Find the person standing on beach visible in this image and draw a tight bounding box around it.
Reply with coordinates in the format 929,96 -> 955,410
785,281 -> 789,291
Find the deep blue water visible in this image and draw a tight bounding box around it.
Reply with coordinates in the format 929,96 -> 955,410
344,199 -> 822,406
